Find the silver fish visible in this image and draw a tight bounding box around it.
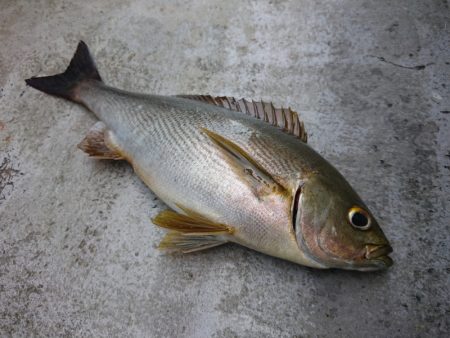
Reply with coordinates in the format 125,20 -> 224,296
26,41 -> 393,271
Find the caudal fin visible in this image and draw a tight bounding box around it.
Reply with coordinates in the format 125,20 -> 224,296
25,41 -> 102,102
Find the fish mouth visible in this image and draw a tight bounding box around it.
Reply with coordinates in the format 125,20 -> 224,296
364,244 -> 393,268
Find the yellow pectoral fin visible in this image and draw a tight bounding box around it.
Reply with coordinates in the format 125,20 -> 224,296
153,210 -> 233,253
201,128 -> 286,198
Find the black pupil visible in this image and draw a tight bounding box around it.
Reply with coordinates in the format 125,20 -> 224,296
352,212 -> 368,227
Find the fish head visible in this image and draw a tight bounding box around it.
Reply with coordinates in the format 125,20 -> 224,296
293,172 -> 393,271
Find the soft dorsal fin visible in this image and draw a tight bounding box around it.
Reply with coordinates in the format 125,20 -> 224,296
178,95 -> 308,143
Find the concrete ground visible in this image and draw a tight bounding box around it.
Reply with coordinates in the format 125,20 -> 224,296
1,0 -> 449,337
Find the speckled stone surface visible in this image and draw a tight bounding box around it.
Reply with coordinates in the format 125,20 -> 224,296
1,0 -> 449,337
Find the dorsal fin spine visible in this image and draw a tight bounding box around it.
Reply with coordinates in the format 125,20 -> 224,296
224,97 -> 232,109
270,102 -> 277,126
243,99 -> 251,115
234,98 -> 242,112
252,100 -> 259,119
281,107 -> 288,131
289,108 -> 295,134
262,101 -> 269,123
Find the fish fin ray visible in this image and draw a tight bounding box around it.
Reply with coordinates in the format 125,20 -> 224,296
178,95 -> 308,143
201,128 -> 286,197
153,209 -> 233,234
25,41 -> 101,103
158,231 -> 227,253
154,209 -> 231,253
77,122 -> 124,160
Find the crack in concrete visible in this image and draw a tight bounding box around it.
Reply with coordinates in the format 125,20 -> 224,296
368,55 -> 434,70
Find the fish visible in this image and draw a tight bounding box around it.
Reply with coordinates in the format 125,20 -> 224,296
25,41 -> 393,271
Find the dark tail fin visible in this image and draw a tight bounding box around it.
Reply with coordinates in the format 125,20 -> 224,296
25,41 -> 102,102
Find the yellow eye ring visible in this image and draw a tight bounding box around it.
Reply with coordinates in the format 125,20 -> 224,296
348,207 -> 371,230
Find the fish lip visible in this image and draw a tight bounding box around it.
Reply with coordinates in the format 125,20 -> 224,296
365,244 -> 393,268
365,244 -> 393,259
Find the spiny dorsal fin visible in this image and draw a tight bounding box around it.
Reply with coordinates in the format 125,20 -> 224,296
178,95 -> 308,143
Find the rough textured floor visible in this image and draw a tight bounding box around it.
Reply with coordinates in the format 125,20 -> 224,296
1,0 -> 449,337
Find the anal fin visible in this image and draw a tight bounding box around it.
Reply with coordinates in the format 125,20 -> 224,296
77,121 -> 124,160
153,210 -> 233,253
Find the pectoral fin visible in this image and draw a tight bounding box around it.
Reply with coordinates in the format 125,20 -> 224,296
78,122 -> 124,160
153,210 -> 233,253
201,128 -> 286,198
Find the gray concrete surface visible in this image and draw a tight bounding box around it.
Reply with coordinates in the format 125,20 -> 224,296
1,0 -> 449,337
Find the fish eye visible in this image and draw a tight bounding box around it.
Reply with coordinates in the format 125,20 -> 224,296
348,207 -> 371,230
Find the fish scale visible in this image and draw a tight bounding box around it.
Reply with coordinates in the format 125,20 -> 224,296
77,84 -> 321,258
25,41 -> 393,271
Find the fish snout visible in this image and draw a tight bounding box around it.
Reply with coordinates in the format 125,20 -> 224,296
364,243 -> 393,267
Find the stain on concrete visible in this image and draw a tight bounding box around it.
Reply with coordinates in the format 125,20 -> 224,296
0,154 -> 22,202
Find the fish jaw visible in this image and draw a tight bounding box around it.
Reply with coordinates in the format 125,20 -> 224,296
314,227 -> 394,271
298,220 -> 394,271
363,243 -> 394,269
311,227 -> 393,271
